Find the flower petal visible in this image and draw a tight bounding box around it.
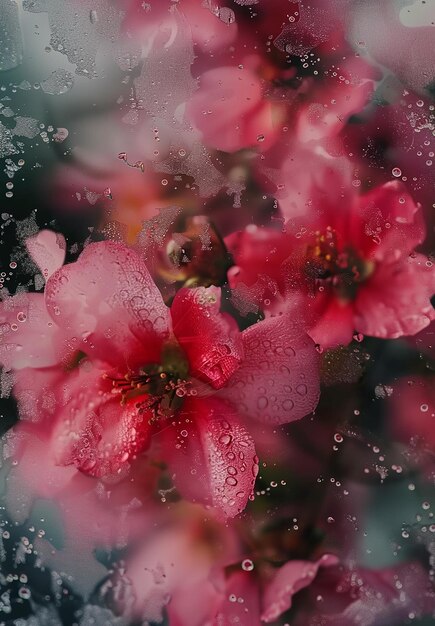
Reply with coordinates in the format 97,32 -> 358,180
0,292 -> 65,370
25,229 -> 66,280
215,570 -> 261,625
356,181 -> 426,262
49,364 -> 151,477
355,253 -> 435,339
222,315 -> 320,425
261,554 -> 339,623
45,241 -> 170,369
171,286 -> 244,389
186,65 -> 277,153
308,296 -> 355,348
159,397 -> 258,518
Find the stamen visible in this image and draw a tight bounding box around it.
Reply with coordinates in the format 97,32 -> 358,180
102,368 -> 193,422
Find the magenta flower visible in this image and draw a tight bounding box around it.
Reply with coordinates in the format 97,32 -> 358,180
0,239 -> 319,518
228,179 -> 435,348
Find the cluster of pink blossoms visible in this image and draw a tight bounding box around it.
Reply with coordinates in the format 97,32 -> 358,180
1,0 -> 435,624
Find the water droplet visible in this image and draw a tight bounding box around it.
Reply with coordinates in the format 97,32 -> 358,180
334,433 -> 343,443
282,399 -> 294,411
219,433 -> 232,446
257,396 -> 268,409
241,559 -> 254,571
392,167 -> 402,178
18,587 -> 31,600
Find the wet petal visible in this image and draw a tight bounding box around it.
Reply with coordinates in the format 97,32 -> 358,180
186,65 -> 279,153
355,253 -> 435,339
0,292 -> 65,370
171,286 -> 243,389
215,570 -> 261,625
45,241 -> 170,369
308,297 -> 355,348
356,181 -> 426,261
223,315 -> 320,425
261,554 -> 339,623
50,364 -> 151,478
25,229 -> 66,280
159,397 -> 258,518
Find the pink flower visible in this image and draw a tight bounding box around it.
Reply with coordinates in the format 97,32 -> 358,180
227,179 -> 435,348
121,504 -> 240,625
292,561 -> 435,626
186,63 -> 285,154
121,0 -> 237,54
215,554 -> 339,625
120,506 -> 338,626
1,239 -> 320,518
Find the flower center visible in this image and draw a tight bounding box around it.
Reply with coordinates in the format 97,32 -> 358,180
104,341 -> 195,424
304,227 -> 374,301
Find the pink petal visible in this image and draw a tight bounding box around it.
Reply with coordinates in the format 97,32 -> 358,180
181,0 -> 237,53
0,292 -> 65,370
126,520 -> 225,626
261,554 -> 339,623
276,149 -> 354,222
225,226 -> 292,293
25,229 -> 66,280
45,241 -> 170,369
297,65 -> 374,144
49,364 -> 151,477
355,253 -> 435,339
308,296 -> 355,348
215,570 -> 261,625
13,366 -> 65,423
159,397 -> 258,518
171,286 -> 244,389
186,66 -> 275,153
222,315 -> 320,425
355,181 -> 426,262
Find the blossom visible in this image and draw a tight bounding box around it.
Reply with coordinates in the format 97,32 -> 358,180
114,502 -> 338,626
291,561 -> 435,626
186,62 -> 285,153
227,178 -> 435,348
0,239 -> 320,518
215,554 -> 339,625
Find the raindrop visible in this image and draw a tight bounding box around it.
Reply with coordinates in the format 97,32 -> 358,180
241,559 -> 254,571
219,433 -> 232,446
